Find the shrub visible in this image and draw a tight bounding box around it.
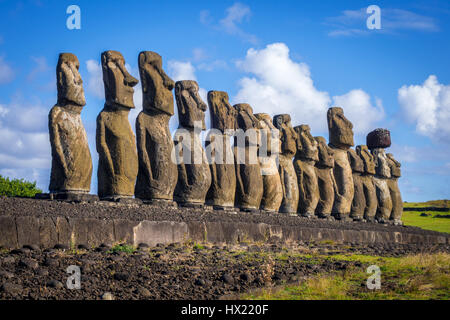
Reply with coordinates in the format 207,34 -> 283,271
0,175 -> 42,198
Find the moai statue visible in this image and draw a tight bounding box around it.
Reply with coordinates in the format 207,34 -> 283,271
234,103 -> 264,211
327,107 -> 355,220
356,145 -> 377,222
314,136 -> 336,219
173,80 -> 211,205
294,125 -> 319,218
205,91 -> 237,209
255,113 -> 283,212
49,53 -> 93,197
96,51 -> 139,199
273,114 -> 299,214
386,153 -> 403,225
367,128 -> 393,224
347,148 -> 365,221
135,51 -> 178,203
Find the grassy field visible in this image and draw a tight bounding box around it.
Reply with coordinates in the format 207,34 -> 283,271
241,253 -> 450,300
403,200 -> 450,208
401,200 -> 450,234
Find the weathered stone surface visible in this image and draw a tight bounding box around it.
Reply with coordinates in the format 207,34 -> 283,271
314,137 -> 335,217
348,149 -> 365,220
96,51 -> 139,199
371,148 -> 393,222
356,145 -> 377,221
327,107 -> 354,150
255,113 -> 282,212
387,153 -> 403,223
206,91 -> 236,208
273,114 -> 299,214
49,53 -> 92,194
174,81 -> 211,204
234,104 -> 263,210
294,125 -> 319,217
367,128 -> 391,150
135,51 -> 177,201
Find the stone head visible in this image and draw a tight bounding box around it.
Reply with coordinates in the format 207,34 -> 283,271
273,114 -> 297,157
314,136 -> 334,168
347,148 -> 364,174
138,51 -> 175,115
234,103 -> 259,147
356,145 -> 376,175
386,153 -> 401,178
101,50 -> 138,109
327,107 -> 354,149
255,113 -> 280,155
294,125 -> 318,162
175,80 -> 207,130
371,148 -> 391,178
207,91 -> 236,133
56,53 -> 85,107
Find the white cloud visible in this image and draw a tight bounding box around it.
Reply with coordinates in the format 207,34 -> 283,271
198,60 -> 228,72
168,60 -> 197,81
85,59 -> 104,99
0,56 -> 15,84
398,75 -> 450,142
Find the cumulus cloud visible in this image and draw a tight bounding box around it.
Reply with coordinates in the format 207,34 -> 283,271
398,75 -> 450,142
85,59 -> 104,99
0,56 -> 15,84
168,61 -> 197,82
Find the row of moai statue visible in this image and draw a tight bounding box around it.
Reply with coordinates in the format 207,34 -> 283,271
49,51 -> 403,224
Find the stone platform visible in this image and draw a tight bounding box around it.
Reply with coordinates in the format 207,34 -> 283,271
0,197 -> 448,249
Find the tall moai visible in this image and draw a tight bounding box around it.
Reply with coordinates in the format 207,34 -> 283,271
135,51 -> 178,202
205,91 -> 237,209
367,128 -> 393,223
49,53 -> 93,195
96,51 -> 139,199
386,153 -> 403,225
347,148 -> 365,221
327,107 -> 355,220
173,80 -> 211,205
234,103 -> 264,211
356,145 -> 377,222
273,114 -> 299,214
314,136 -> 336,218
255,113 -> 283,212
294,125 -> 319,218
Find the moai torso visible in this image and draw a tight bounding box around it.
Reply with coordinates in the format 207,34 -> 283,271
234,104 -> 263,210
327,107 -> 354,219
255,113 -> 282,212
370,147 -> 393,222
49,53 -> 92,194
174,80 -> 211,204
314,136 -> 335,217
96,51 -> 139,198
294,125 -> 319,217
387,153 -> 403,223
135,51 -> 178,201
356,145 -> 377,221
273,114 -> 299,214
206,91 -> 237,208
348,148 -> 365,220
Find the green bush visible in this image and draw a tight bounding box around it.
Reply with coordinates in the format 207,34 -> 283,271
0,175 -> 42,198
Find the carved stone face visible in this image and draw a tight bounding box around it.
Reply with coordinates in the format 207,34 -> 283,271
371,148 -> 391,178
327,107 -> 354,149
347,148 -> 364,173
207,91 -> 236,133
101,50 -> 138,109
294,124 -> 318,162
175,80 -> 207,130
57,53 -> 86,106
356,145 -> 376,175
273,114 -> 297,157
314,136 -> 334,168
139,51 -> 175,115
386,153 -> 401,178
234,103 -> 260,147
255,113 -> 280,155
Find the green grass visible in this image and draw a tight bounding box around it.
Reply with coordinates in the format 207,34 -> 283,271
108,244 -> 136,254
403,200 -> 450,208
401,210 -> 450,234
0,175 -> 42,198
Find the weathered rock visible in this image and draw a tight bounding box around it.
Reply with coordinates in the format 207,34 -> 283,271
294,125 -> 319,217
387,153 -> 403,223
173,81 -> 211,204
254,113 -> 283,212
135,51 -> 178,201
314,137 -> 335,218
367,128 -> 391,149
96,51 -> 139,199
327,107 -> 354,219
234,104 -> 263,210
356,145 -> 377,221
371,148 -> 393,222
49,53 -> 92,194
206,91 -> 237,208
348,149 -> 365,220
273,114 -> 299,214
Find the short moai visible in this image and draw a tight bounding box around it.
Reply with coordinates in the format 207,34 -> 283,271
273,114 -> 299,214
49,53 -> 93,197
233,103 -> 264,211
386,153 -> 403,225
293,125 -> 319,218
347,148 -> 365,221
173,80 -> 211,205
327,107 -> 355,220
356,145 -> 377,222
314,136 -> 336,218
96,51 -> 139,199
135,51 -> 178,203
255,113 -> 283,212
205,91 -> 237,209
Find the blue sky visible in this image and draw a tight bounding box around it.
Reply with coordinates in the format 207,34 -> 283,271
0,0 -> 449,201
